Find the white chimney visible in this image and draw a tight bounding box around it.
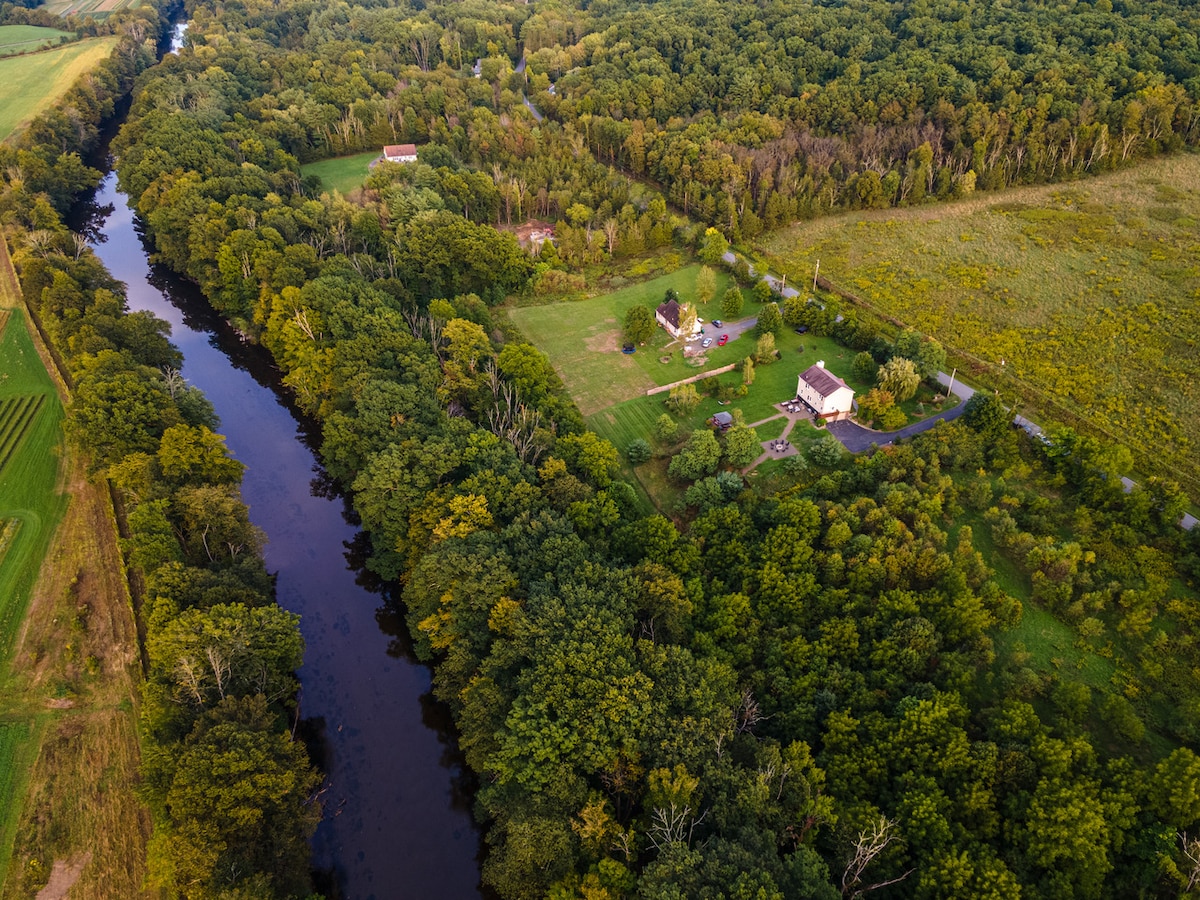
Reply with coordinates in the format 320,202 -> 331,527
817,360 -> 825,368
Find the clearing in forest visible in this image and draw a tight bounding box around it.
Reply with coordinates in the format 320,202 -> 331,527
0,37 -> 117,142
758,154 -> 1200,495
509,266 -> 737,416
301,150 -> 383,197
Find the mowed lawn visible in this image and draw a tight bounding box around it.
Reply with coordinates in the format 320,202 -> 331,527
0,37 -> 117,142
0,26 -> 72,58
509,266 -> 742,415
301,150 -> 381,196
758,154 -> 1200,493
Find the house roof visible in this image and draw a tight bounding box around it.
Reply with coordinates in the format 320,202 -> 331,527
384,143 -> 418,158
656,299 -> 681,328
799,363 -> 851,398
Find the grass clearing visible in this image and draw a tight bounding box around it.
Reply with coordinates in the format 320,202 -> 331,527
301,150 -> 382,196
758,154 -> 1200,495
509,266 -> 735,415
0,26 -> 72,58
0,37 -> 118,142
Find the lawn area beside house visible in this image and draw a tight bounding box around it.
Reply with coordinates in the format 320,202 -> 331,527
300,150 -> 380,196
509,266 -> 737,415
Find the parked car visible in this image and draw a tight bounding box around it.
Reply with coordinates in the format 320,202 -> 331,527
712,319 -> 723,327
701,337 -> 713,348
717,334 -> 729,346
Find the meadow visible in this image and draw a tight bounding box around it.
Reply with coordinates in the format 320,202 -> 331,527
301,149 -> 381,196
0,26 -> 71,58
757,154 -> 1200,495
0,37 -> 118,142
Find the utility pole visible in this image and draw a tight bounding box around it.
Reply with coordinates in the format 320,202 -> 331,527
812,259 -> 820,291
946,367 -> 956,400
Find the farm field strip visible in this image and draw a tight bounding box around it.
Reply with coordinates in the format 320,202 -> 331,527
0,26 -> 73,57
0,37 -> 118,142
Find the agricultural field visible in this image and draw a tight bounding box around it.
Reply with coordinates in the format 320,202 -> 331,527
36,0 -> 141,17
757,154 -> 1200,495
0,36 -> 117,142
301,149 -> 382,196
0,26 -> 72,58
0,316 -> 66,666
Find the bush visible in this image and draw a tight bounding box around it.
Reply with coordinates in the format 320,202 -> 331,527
654,414 -> 679,444
626,439 -> 652,465
808,435 -> 845,467
852,351 -> 878,382
755,302 -> 782,336
721,286 -> 745,319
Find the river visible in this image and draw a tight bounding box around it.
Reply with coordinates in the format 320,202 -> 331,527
71,35 -> 487,900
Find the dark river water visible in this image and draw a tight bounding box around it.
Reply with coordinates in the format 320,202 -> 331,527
73,118 -> 485,900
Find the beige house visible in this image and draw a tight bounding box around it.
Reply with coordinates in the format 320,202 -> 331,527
796,361 -> 855,421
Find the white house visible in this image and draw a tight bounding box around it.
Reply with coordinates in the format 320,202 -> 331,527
382,143 -> 419,164
655,299 -> 703,340
796,361 -> 855,421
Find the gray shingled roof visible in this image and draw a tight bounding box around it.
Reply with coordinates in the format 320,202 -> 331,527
800,364 -> 850,398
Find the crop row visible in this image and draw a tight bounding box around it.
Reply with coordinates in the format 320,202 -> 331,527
0,394 -> 44,475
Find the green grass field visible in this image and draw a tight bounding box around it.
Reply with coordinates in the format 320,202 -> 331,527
0,315 -> 67,666
0,26 -> 72,58
510,266 -> 740,415
0,36 -> 117,142
758,154 -> 1200,495
301,150 -> 381,196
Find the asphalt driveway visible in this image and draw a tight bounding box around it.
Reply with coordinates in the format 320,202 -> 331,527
827,400 -> 967,452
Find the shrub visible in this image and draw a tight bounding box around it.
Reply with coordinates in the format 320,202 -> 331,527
626,439 -> 652,465
808,435 -> 845,467
852,351 -> 878,382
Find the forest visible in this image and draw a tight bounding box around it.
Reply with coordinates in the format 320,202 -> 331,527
3,0 -> 1200,894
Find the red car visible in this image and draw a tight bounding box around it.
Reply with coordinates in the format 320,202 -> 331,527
717,334 -> 729,346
